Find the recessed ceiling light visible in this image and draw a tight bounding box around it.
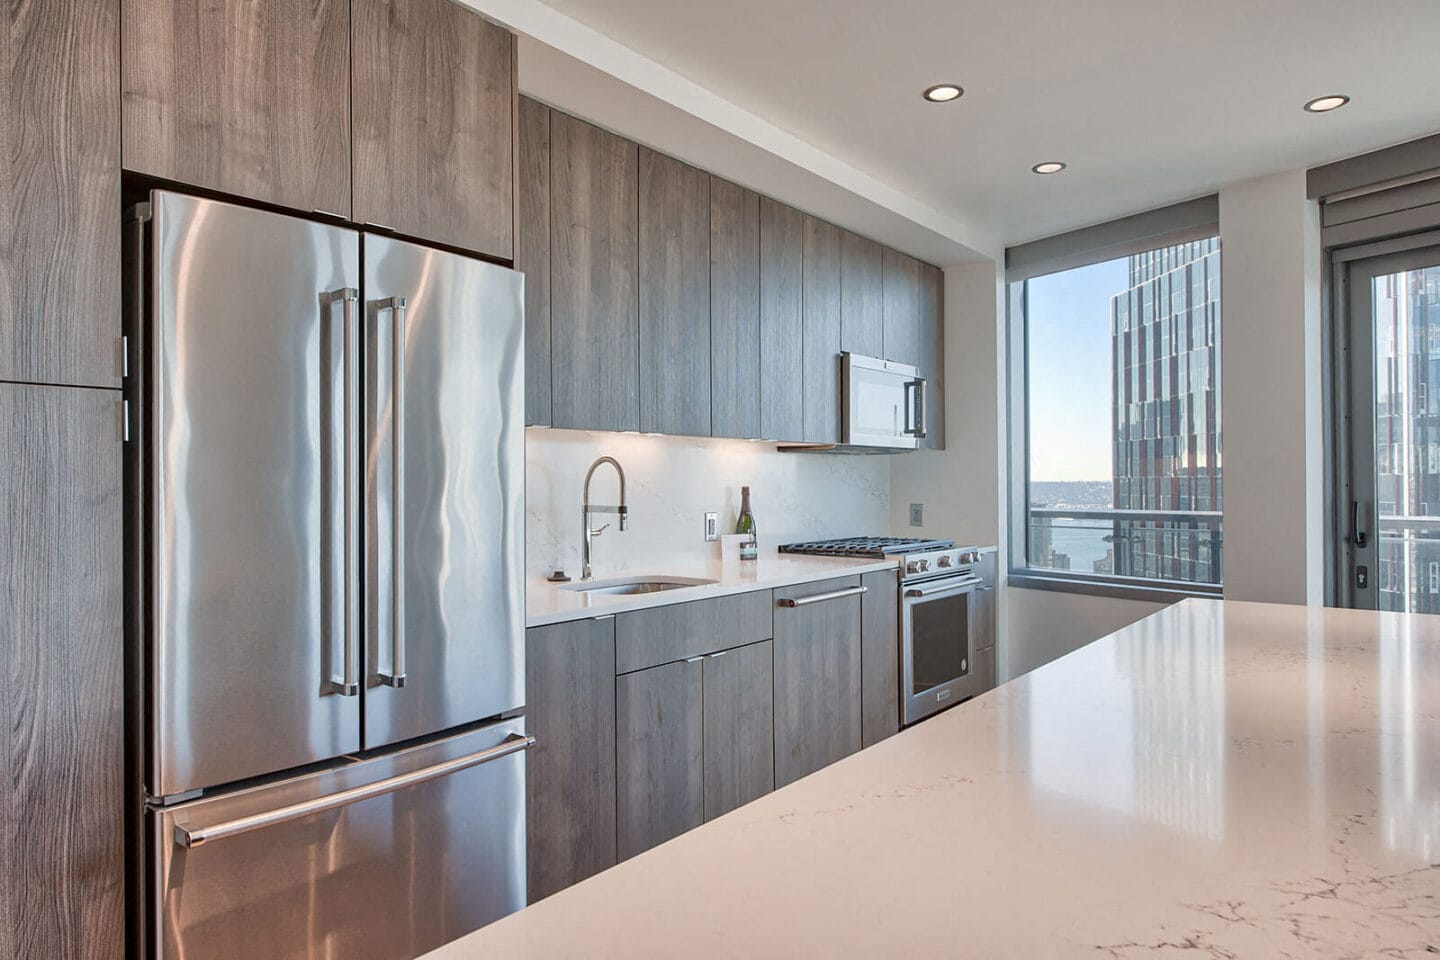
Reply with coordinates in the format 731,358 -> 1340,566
922,83 -> 964,103
1304,94 -> 1350,113
1032,161 -> 1067,175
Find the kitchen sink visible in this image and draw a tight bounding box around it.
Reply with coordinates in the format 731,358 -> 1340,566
560,576 -> 717,596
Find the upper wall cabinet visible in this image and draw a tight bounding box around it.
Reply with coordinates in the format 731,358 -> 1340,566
840,231 -> 884,359
883,249 -> 946,449
517,98 -> 552,427
550,111 -> 639,433
638,149 -> 711,438
758,198 -> 805,444
3,0 -> 121,387
353,0 -> 515,259
121,0 -> 352,219
801,215 -> 842,445
710,178 -> 761,440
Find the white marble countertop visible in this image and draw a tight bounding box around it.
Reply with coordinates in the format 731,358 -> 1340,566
431,598 -> 1440,958
525,553 -> 898,627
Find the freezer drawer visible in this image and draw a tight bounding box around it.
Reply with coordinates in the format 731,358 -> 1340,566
151,719 -> 531,960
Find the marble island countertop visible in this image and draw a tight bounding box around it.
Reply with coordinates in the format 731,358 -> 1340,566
431,598 -> 1440,958
525,553 -> 899,627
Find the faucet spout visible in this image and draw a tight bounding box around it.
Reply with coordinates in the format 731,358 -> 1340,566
581,456 -> 628,580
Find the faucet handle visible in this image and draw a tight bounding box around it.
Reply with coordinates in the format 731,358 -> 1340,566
589,523 -> 610,537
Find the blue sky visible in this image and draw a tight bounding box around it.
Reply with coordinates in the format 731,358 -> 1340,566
1027,257 -> 1129,482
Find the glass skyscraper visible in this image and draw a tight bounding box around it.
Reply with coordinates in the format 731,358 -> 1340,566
1107,238 -> 1223,583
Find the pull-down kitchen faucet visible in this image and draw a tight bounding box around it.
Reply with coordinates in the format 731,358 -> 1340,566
581,456 -> 627,580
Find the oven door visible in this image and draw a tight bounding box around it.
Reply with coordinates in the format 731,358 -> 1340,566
901,573 -> 985,725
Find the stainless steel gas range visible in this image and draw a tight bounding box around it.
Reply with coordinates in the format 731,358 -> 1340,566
780,537 -> 998,725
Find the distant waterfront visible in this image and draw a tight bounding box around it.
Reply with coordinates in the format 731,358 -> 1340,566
1038,518 -> 1112,572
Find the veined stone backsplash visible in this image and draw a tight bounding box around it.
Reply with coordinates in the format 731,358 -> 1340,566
525,428 -> 891,579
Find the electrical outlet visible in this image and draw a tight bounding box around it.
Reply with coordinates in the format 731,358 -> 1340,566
909,503 -> 924,527
704,512 -> 719,542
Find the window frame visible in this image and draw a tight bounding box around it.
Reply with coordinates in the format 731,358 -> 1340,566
1005,238 -> 1224,603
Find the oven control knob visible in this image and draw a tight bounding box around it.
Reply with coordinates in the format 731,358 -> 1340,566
906,561 -> 920,574
919,559 -> 930,571
938,555 -> 953,568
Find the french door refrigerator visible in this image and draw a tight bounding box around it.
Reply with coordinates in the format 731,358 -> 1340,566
125,190 -> 529,959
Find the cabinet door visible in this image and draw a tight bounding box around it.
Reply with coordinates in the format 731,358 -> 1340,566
639,148 -> 710,437
352,0 -> 515,259
4,0 -> 120,387
710,178 -> 761,440
860,569 -> 900,748
801,216 -> 842,444
616,659 -> 703,860
121,0 -> 350,218
840,231 -> 884,359
1,384 -> 124,957
525,618 -> 617,902
759,198 -> 805,443
703,641 -> 775,820
773,577 -> 862,787
919,262 -> 946,449
881,248 -> 922,368
550,111 -> 639,432
517,97 -> 552,426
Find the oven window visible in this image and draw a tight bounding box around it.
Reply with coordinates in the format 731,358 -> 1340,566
911,591 -> 970,694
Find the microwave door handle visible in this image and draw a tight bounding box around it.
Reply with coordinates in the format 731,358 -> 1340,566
904,378 -> 927,439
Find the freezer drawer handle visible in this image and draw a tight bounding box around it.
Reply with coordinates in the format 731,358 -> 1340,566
172,733 -> 536,849
776,585 -> 867,607
376,295 -> 409,689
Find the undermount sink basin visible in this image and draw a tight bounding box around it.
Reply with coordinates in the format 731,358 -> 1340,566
560,576 -> 717,596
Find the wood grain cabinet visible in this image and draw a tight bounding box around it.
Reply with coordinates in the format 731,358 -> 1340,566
352,0 -> 516,259
882,249 -> 946,448
616,658 -> 704,860
860,569 -> 900,748
840,231 -> 884,359
1,384 -> 124,958
639,148 -> 711,437
517,97 -> 552,426
3,0 -> 121,387
710,178 -> 762,440
120,0 -> 351,219
759,198 -> 806,443
773,576 -> 863,787
525,617 -> 618,903
549,111 -> 640,432
702,641 -> 775,820
801,215 -> 843,444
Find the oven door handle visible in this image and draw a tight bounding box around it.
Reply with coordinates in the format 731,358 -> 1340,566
904,575 -> 984,599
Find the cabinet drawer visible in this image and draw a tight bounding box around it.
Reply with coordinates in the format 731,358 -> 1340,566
616,591 -> 773,674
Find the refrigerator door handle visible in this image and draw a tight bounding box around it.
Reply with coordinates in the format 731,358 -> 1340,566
376,295 -> 409,689
172,733 -> 536,849
329,288 -> 361,697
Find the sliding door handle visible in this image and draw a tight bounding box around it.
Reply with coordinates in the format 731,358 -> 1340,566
1351,500 -> 1368,549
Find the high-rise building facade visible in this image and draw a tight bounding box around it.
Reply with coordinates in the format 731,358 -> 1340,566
1373,264 -> 1440,613
1108,238 -> 1222,583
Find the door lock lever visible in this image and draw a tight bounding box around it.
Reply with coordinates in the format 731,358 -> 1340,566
1350,500 -> 1368,549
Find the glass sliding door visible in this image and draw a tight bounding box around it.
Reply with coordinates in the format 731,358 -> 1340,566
1343,242 -> 1440,611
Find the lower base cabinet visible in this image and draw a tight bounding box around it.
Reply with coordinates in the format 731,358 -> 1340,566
616,639 -> 776,859
773,576 -> 863,788
525,617 -> 617,902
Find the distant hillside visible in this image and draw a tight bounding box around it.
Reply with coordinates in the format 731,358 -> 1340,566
1029,480 -> 1111,510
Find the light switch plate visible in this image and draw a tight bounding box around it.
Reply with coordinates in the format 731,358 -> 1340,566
704,512 -> 719,541
909,503 -> 924,527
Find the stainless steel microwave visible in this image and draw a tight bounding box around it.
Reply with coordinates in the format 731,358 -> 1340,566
841,352 -> 926,450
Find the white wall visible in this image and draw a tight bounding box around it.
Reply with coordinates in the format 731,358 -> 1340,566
1005,588 -> 1166,677
1218,170 -> 1325,605
525,429 -> 890,579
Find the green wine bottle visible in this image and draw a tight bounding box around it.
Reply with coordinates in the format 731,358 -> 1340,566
736,486 -> 757,560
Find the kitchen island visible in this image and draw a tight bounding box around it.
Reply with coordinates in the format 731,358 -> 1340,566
429,599 -> 1440,958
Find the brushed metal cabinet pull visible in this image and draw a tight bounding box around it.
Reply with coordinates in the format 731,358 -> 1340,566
776,585 -> 868,608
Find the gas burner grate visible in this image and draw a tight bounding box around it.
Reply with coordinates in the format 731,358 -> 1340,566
779,536 -> 956,558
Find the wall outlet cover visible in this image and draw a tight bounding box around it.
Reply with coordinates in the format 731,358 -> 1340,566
704,512 -> 719,542
909,503 -> 924,527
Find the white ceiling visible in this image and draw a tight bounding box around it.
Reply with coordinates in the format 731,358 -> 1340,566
500,0 -> 1440,254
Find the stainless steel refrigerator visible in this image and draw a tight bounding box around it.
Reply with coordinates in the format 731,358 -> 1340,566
124,190 -> 529,959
